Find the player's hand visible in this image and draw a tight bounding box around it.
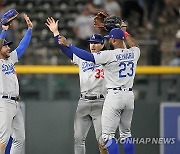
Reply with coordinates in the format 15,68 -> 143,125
58,36 -> 70,47
45,17 -> 59,36
121,21 -> 127,32
2,25 -> 9,30
24,14 -> 33,29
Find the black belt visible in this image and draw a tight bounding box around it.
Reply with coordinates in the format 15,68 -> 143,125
80,94 -> 104,100
2,96 -> 20,101
109,87 -> 132,91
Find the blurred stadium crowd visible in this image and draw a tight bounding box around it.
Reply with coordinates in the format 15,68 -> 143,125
0,0 -> 180,66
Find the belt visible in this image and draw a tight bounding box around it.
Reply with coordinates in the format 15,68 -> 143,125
109,87 -> 132,91
80,94 -> 104,100
2,96 -> 20,101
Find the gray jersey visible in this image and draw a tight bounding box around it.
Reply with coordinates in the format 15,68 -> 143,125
73,54 -> 106,95
93,47 -> 140,89
0,50 -> 19,97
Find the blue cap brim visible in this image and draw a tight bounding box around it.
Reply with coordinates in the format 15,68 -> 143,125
88,40 -> 103,43
3,41 -> 13,46
104,35 -> 110,39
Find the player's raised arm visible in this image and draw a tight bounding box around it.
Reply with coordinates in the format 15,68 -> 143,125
0,25 -> 9,50
59,39 -> 95,63
124,32 -> 139,48
46,17 -> 73,60
120,21 -> 139,48
15,14 -> 33,59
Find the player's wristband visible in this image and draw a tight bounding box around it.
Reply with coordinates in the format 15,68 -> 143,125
124,32 -> 130,38
53,31 -> 60,37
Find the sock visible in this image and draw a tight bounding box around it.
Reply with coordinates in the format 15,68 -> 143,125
105,138 -> 120,154
123,137 -> 135,154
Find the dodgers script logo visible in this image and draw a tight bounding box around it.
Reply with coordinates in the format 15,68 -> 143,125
2,63 -> 15,75
82,61 -> 101,72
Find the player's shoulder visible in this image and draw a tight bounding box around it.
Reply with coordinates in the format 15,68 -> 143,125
129,46 -> 140,52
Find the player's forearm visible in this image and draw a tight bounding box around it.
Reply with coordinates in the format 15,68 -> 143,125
0,30 -> 7,40
54,36 -> 73,60
124,32 -> 139,48
0,30 -> 7,51
16,28 -> 32,59
69,44 -> 95,63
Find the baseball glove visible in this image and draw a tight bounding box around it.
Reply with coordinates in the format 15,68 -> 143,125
94,11 -> 109,31
94,11 -> 125,32
0,9 -> 19,26
104,16 -> 123,32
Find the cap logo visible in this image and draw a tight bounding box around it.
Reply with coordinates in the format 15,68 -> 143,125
92,34 -> 95,39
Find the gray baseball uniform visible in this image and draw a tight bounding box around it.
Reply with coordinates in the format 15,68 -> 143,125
93,47 -> 140,142
73,54 -> 106,154
0,50 -> 25,154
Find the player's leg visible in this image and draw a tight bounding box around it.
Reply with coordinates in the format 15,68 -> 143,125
74,99 -> 92,154
91,99 -> 108,154
0,99 -> 15,154
119,91 -> 135,154
11,102 -> 25,154
101,90 -> 124,154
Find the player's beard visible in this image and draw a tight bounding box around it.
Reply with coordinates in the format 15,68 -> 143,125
1,52 -> 10,59
109,43 -> 114,50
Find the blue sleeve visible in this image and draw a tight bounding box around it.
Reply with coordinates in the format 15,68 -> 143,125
69,44 -> 95,63
0,30 -> 7,39
16,28 -> 32,59
54,36 -> 73,60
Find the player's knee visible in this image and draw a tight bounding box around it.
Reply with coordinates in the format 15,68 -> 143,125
74,135 -> 86,145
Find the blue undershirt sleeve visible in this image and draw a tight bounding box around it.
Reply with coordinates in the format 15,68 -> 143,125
0,30 -> 7,39
69,44 -> 95,63
54,36 -> 73,60
16,28 -> 32,59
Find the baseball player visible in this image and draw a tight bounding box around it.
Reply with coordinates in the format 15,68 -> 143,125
46,17 -> 108,154
59,28 -> 140,154
0,14 -> 33,154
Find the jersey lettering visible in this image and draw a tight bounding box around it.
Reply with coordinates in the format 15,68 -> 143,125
119,61 -> 134,78
2,63 -> 15,75
82,61 -> 101,72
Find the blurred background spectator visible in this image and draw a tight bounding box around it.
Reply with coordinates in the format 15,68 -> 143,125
169,30 -> 180,66
104,0 -> 121,16
73,4 -> 95,50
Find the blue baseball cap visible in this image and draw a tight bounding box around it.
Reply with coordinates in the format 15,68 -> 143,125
88,34 -> 104,44
3,40 -> 13,46
104,28 -> 125,40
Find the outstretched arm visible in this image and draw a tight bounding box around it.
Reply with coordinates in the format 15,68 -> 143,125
16,14 -> 33,59
121,21 -> 139,48
60,42 -> 95,63
45,17 -> 73,60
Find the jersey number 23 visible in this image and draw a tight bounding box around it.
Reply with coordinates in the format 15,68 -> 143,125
119,61 -> 134,78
